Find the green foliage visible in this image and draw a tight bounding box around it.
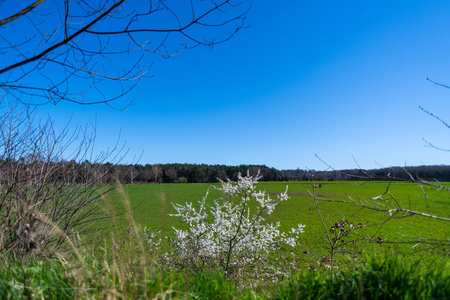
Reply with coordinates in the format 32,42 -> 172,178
177,176 -> 188,183
273,253 -> 450,300
0,259 -> 73,299
1,254 -> 448,299
0,257 -> 252,299
174,271 -> 238,300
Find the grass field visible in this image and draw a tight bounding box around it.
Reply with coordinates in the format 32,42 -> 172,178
1,180 -> 449,299
103,180 -> 449,265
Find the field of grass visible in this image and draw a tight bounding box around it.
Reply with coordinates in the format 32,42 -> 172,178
1,180 -> 449,299
103,180 -> 449,265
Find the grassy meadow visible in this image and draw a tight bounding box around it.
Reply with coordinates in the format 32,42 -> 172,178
2,180 -> 449,299
104,180 -> 449,263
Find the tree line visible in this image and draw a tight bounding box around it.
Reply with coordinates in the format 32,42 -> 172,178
3,159 -> 449,185
104,163 -> 283,184
281,165 -> 450,182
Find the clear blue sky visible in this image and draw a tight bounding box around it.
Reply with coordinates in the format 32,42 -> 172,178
31,1 -> 450,170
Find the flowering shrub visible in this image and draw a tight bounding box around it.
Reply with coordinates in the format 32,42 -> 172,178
170,171 -> 305,275
143,228 -> 162,252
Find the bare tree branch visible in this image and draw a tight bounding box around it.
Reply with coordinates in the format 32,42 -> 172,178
0,0 -> 249,107
0,100 -> 128,259
426,77 -> 450,89
0,0 -> 47,27
0,0 -> 126,76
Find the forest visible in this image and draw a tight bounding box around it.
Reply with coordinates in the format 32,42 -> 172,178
3,158 -> 448,184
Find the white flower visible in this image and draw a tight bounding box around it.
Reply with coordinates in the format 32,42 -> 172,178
170,170 -> 305,273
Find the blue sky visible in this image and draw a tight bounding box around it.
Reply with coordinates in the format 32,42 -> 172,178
21,1 -> 450,169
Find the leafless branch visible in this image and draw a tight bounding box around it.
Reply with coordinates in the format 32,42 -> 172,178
426,77 -> 450,90
0,0 -> 249,107
0,0 -> 47,27
311,153 -> 450,253
0,99 -> 126,260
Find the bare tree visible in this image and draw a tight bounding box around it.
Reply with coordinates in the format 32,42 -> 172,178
0,100 -> 121,259
151,164 -> 162,183
0,0 -> 248,108
165,167 -> 177,183
129,165 -> 136,184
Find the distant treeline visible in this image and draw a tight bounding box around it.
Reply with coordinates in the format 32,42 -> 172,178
105,163 -> 282,184
123,164 -> 450,184
2,158 -> 449,184
90,163 -> 450,184
281,165 -> 450,182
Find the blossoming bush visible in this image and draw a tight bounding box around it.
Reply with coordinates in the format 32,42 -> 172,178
170,171 -> 305,278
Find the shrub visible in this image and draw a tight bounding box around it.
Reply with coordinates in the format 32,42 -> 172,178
170,171 -> 305,279
0,104 -> 114,260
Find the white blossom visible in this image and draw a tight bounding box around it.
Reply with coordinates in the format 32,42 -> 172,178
170,170 -> 305,273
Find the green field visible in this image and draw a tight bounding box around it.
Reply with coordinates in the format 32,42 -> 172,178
2,180 -> 449,299
103,180 -> 449,264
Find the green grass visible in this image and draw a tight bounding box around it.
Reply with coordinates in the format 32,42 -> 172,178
1,253 -> 448,299
0,259 -> 73,299
273,252 -> 450,300
2,181 -> 449,299
102,181 -> 450,263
